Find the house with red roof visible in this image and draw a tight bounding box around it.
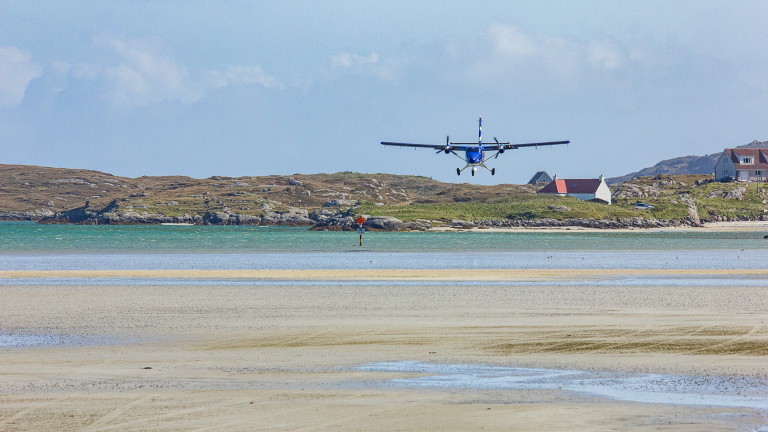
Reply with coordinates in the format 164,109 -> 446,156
537,175 -> 612,204
714,148 -> 768,182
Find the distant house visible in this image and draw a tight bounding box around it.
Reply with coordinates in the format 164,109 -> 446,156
537,175 -> 612,204
714,148 -> 768,181
527,171 -> 552,185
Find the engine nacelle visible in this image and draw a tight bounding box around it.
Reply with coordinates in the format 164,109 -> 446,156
498,147 -> 505,154
444,146 -> 451,154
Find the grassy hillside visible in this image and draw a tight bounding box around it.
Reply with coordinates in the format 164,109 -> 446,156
2,164 -> 766,224
612,174 -> 768,221
356,195 -> 638,223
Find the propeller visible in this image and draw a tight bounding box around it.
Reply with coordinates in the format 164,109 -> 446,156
494,137 -> 504,158
437,135 -> 452,154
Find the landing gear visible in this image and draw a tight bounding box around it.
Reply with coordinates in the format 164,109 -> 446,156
456,168 -> 461,176
491,168 -> 495,176
471,167 -> 476,176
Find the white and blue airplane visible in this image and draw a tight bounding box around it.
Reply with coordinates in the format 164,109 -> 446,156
381,117 -> 569,176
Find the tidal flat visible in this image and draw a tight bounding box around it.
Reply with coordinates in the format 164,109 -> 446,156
1,268 -> 767,431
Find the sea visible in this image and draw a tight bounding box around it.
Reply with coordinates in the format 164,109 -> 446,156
2,221 -> 768,274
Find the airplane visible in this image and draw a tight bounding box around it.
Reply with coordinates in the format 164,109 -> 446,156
381,116 -> 569,176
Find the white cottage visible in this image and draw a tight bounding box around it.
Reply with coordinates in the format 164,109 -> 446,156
714,148 -> 768,181
537,175 -> 612,204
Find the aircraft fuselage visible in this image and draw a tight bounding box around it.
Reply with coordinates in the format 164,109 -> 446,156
465,148 -> 483,165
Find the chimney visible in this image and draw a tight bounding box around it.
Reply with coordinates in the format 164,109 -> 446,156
599,174 -> 604,182
553,174 -> 558,180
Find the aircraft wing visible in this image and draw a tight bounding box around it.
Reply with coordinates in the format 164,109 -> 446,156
381,141 -> 443,149
380,142 -> 474,150
483,140 -> 570,150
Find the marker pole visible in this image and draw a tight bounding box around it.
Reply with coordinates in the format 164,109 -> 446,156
355,217 -> 366,247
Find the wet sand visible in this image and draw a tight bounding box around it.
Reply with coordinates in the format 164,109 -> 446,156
4,268 -> 768,281
1,270 -> 767,431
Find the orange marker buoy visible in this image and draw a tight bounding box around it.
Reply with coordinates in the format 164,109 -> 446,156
356,217 -> 366,246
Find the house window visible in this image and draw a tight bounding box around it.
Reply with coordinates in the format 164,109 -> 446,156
741,157 -> 754,164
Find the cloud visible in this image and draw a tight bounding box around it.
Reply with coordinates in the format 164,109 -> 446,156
493,23 -> 632,74
447,22 -> 634,90
587,41 -> 625,70
327,51 -> 397,81
0,46 -> 43,107
206,66 -> 283,90
488,23 -> 536,58
63,37 -> 285,108
100,38 -> 199,107
330,52 -> 379,68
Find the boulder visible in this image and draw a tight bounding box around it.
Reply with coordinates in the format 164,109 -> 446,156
203,211 -> 230,225
309,209 -> 341,222
723,187 -> 746,200
450,219 -> 473,228
548,205 -> 570,211
0,209 -> 56,221
366,216 -> 408,231
322,199 -> 357,207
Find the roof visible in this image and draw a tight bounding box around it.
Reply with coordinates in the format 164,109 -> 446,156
538,178 -> 602,195
726,148 -> 768,170
527,171 -> 552,184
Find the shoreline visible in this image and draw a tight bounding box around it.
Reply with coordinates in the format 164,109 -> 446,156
429,220 -> 768,233
5,218 -> 768,232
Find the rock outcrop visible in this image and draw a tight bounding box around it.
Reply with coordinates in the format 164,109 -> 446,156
472,217 -> 680,229
310,215 -> 430,231
0,209 -> 55,221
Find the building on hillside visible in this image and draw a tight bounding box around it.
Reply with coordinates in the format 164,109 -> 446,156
714,148 -> 768,181
537,175 -> 612,204
527,171 -> 552,185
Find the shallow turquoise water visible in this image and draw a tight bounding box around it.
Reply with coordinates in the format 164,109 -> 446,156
2,221 -> 768,271
2,221 -> 768,254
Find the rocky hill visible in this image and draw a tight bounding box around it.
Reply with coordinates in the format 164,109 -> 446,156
0,163 -> 533,227
3,163 -> 768,229
606,140 -> 768,184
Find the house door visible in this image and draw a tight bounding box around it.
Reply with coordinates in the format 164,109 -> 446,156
739,170 -> 749,181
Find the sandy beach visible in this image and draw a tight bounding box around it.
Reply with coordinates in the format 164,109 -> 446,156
2,269 -> 767,431
431,220 -> 768,233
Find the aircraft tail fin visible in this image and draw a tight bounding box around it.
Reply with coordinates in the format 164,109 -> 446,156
478,116 -> 482,147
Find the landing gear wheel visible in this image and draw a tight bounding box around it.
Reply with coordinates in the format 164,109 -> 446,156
491,168 -> 496,176
471,169 -> 475,176
456,168 -> 461,176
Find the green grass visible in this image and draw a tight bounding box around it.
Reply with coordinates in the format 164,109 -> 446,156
356,195 -> 640,222
692,182 -> 768,219
612,176 -> 768,221
610,197 -> 690,220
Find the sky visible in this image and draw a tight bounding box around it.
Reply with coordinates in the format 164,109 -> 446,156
1,0 -> 767,185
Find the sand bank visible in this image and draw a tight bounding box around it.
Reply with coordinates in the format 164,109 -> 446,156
4,267 -> 768,281
1,274 -> 767,430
